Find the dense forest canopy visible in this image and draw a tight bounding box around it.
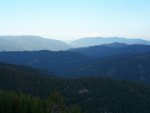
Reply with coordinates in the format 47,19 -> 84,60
0,62 -> 150,113
0,90 -> 82,113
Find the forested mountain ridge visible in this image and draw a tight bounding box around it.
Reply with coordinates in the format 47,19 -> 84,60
0,62 -> 55,77
65,52 -> 150,82
70,43 -> 150,57
0,50 -> 89,76
1,51 -> 150,83
0,62 -> 150,113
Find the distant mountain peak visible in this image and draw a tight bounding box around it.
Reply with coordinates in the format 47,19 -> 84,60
0,35 -> 71,51
70,37 -> 150,47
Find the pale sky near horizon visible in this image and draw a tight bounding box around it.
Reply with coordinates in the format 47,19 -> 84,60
0,0 -> 150,41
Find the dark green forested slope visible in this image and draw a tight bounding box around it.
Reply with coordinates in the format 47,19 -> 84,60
0,62 -> 150,113
0,90 -> 82,113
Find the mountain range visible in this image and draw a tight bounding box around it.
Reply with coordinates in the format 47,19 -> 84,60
70,37 -> 150,47
1,35 -> 150,113
70,43 -> 150,57
0,50 -> 88,76
1,36 -> 150,83
1,36 -> 150,51
0,36 -> 71,51
1,50 -> 150,83
0,38 -> 23,51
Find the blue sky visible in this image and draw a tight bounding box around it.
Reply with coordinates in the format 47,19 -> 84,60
0,0 -> 150,40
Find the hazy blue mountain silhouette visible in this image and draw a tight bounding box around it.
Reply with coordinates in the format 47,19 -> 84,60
102,42 -> 128,48
1,50 -> 150,83
0,50 -> 88,76
0,39 -> 24,51
70,37 -> 150,47
66,53 -> 150,83
0,36 -> 71,51
70,43 -> 150,57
